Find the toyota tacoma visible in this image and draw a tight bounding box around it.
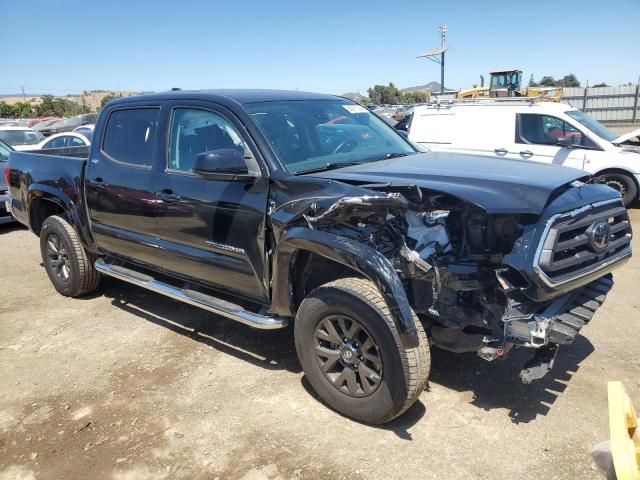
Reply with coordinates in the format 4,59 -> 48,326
6,90 -> 633,423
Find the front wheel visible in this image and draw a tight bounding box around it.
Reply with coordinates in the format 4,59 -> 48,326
294,277 -> 430,424
40,215 -> 101,297
596,172 -> 637,207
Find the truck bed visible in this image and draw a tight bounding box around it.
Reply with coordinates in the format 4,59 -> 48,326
8,147 -> 90,228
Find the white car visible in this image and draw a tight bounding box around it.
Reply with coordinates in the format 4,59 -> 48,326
35,132 -> 91,150
408,100 -> 640,205
0,126 -> 45,151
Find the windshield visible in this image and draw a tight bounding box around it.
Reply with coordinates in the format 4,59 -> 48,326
246,100 -> 415,174
566,110 -> 618,143
0,130 -> 44,146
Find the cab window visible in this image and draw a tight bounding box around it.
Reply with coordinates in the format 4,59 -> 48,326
167,108 -> 250,173
517,113 -> 597,148
102,108 -> 160,166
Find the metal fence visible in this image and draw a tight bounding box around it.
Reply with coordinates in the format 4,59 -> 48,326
561,85 -> 640,124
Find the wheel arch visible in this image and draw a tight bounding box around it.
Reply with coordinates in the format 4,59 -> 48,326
270,227 -> 420,348
27,185 -> 89,245
593,167 -> 639,200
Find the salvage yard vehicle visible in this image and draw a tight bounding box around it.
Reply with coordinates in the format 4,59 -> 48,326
34,131 -> 91,150
0,126 -> 45,151
0,139 -> 15,224
409,100 -> 640,206
6,89 -> 633,424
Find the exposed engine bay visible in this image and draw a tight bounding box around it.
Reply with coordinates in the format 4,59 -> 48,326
301,184 -> 621,382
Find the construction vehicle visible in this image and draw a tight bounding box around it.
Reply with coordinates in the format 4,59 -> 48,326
456,69 -> 562,102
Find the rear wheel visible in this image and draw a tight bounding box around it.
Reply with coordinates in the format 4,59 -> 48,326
40,215 -> 101,297
294,277 -> 430,424
596,172 -> 637,207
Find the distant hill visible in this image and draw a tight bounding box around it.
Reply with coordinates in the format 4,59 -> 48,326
401,81 -> 445,93
0,91 -> 138,112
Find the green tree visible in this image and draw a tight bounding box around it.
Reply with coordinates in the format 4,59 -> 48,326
593,82 -> 609,88
401,91 -> 429,104
539,76 -> 557,87
367,83 -> 402,105
558,74 -> 580,87
99,92 -> 121,110
0,102 -> 18,118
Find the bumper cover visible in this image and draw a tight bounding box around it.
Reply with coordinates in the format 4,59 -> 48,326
0,193 -> 14,225
505,275 -> 613,383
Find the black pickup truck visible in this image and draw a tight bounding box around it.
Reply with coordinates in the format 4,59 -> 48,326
7,90 -> 633,423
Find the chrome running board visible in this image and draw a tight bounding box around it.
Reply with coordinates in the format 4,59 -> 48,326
95,258 -> 287,330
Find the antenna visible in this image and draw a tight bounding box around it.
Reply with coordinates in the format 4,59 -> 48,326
417,25 -> 449,95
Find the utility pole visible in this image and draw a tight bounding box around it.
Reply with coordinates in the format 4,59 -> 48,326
417,25 -> 450,97
21,85 -> 26,102
439,25 -> 447,95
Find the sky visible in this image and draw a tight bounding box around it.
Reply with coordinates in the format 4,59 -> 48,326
2,0 -> 639,96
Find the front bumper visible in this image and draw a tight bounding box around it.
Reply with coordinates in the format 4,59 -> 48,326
502,275 -> 613,382
0,193 -> 15,225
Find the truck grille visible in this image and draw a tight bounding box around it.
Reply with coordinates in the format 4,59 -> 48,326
536,200 -> 632,283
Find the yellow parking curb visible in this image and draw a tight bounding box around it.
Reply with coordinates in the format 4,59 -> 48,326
608,381 -> 640,480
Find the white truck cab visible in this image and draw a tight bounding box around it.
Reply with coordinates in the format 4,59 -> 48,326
408,100 -> 640,205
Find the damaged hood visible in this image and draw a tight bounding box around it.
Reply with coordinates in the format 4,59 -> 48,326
308,152 -> 587,214
614,127 -> 640,144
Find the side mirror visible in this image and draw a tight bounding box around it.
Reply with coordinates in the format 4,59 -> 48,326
192,149 -> 256,182
557,137 -> 573,148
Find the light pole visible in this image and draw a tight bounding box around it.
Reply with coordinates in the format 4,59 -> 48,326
417,24 -> 449,96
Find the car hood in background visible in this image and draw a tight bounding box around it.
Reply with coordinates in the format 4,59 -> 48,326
309,152 -> 588,214
614,128 -> 640,144
11,145 -> 38,152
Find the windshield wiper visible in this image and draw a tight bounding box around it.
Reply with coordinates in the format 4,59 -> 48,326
295,162 -> 365,175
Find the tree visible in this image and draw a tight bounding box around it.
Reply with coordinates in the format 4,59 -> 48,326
558,74 -> 580,88
539,76 -> 557,87
35,95 -> 84,117
0,101 -> 34,119
99,92 -> 121,110
593,82 -> 609,88
367,83 -> 402,105
401,91 -> 429,104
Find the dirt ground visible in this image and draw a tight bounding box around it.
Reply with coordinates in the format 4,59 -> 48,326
0,209 -> 639,480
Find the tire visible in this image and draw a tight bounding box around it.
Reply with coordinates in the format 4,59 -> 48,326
40,215 -> 101,297
294,277 -> 430,424
597,172 -> 637,207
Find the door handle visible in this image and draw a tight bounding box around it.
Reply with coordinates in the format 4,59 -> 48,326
519,150 -> 534,158
494,148 -> 508,155
155,190 -> 182,202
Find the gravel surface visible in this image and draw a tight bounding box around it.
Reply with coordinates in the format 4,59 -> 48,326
0,209 -> 639,480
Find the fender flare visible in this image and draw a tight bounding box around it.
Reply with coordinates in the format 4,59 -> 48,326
27,184 -> 92,248
271,227 -> 420,348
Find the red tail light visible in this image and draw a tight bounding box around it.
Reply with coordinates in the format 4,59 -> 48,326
3,162 -> 9,189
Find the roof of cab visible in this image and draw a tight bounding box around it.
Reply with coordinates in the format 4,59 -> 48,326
107,89 -> 346,107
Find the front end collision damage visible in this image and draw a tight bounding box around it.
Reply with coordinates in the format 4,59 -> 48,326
267,176 -> 630,382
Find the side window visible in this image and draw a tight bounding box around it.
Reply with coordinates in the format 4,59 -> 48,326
44,136 -> 66,149
168,108 -> 250,173
70,136 -> 87,146
518,114 -> 587,146
103,108 -> 160,166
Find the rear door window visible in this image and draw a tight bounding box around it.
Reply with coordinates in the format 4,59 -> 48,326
102,108 -> 160,166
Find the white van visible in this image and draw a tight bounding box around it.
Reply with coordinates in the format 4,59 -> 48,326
408,100 -> 640,206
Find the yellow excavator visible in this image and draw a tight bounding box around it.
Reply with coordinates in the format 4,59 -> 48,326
456,69 -> 562,101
